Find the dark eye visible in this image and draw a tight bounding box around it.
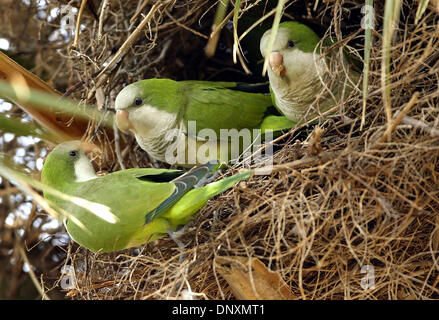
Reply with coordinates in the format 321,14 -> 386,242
69,150 -> 78,158
134,97 -> 143,106
287,40 -> 295,48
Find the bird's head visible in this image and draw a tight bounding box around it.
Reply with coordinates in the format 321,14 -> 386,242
114,82 -> 146,134
41,141 -> 98,190
260,21 -> 322,81
114,79 -> 183,137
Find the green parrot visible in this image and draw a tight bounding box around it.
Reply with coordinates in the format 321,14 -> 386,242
260,21 -> 360,123
115,79 -> 294,167
41,141 -> 252,253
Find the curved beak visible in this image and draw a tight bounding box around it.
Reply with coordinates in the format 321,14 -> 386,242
269,51 -> 286,77
115,110 -> 133,133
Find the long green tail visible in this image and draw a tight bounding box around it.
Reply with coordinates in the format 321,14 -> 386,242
162,169 -> 253,227
200,170 -> 252,199
145,161 -> 220,223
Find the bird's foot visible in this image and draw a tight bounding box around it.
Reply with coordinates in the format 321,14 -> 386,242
167,227 -> 187,263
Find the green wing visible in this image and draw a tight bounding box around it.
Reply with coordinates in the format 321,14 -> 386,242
63,168 -> 181,252
181,81 -> 273,137
144,161 -> 219,223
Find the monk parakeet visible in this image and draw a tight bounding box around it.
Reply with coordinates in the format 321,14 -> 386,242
115,79 -> 294,167
260,21 -> 360,123
41,141 -> 252,253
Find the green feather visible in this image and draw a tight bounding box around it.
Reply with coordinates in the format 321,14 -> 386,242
181,80 -> 273,136
115,78 -> 295,166
261,21 -> 361,123
41,141 -> 251,252
144,161 -> 219,223
276,21 -> 321,53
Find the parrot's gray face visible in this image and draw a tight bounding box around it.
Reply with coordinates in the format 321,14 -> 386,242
115,85 -> 178,138
73,150 -> 97,183
260,27 -> 321,83
48,141 -> 98,183
65,142 -> 98,183
115,85 -> 156,136
115,85 -> 141,134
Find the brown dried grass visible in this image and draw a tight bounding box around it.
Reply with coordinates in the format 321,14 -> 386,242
1,0 -> 439,299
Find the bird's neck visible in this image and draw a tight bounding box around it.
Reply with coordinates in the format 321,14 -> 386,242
130,104 -> 183,162
135,132 -> 183,162
73,156 -> 97,183
270,51 -> 358,123
41,156 -> 97,197
269,59 -> 329,123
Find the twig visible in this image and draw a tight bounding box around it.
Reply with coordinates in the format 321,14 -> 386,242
0,186 -> 19,197
113,119 -> 126,170
130,0 -> 149,24
98,0 -> 110,41
400,114 -> 439,137
361,0 -> 373,131
17,242 -> 50,300
262,0 -> 286,76
371,91 -> 419,149
209,8 -> 234,38
232,0 -> 241,64
231,0 -> 251,74
253,150 -> 338,175
96,2 -> 162,80
205,0 -> 229,57
165,10 -> 208,39
237,6 -> 278,43
72,0 -> 88,49
381,0 -> 402,140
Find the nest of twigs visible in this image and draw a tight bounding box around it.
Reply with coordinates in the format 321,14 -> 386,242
1,0 -> 439,299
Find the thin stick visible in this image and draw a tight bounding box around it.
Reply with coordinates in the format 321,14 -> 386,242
238,6 -> 277,42
165,10 -> 208,39
381,0 -> 402,140
231,0 -> 251,74
96,2 -> 162,79
98,0 -> 110,41
209,9 -> 234,38
17,243 -> 50,300
371,91 -> 419,149
232,0 -> 242,64
361,0 -> 373,130
113,119 -> 126,170
400,114 -> 439,137
205,0 -> 229,57
73,0 -> 88,49
253,151 -> 338,175
0,186 -> 19,196
262,0 -> 286,76
130,0 -> 149,24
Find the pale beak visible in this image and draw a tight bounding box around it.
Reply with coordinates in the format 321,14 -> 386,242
115,109 -> 133,133
269,52 -> 286,77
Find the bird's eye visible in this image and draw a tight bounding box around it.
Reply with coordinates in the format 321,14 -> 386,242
134,97 -> 143,106
69,150 -> 78,158
287,40 -> 295,48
